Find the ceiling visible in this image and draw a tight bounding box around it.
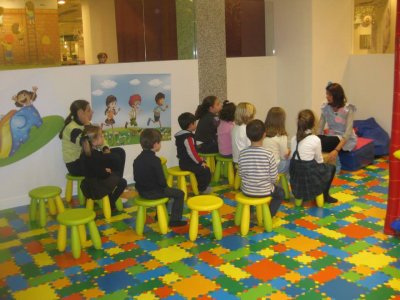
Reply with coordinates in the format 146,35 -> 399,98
58,0 -> 82,36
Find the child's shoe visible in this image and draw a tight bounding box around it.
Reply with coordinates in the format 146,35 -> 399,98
325,195 -> 338,203
200,186 -> 212,195
169,220 -> 187,227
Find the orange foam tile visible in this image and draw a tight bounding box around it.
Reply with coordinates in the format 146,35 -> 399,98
52,277 -> 71,289
172,274 -> 219,299
294,219 -> 318,230
81,288 -> 105,299
104,258 -> 136,273
0,260 -> 20,279
143,259 -> 162,270
198,251 -> 225,267
107,230 -> 143,244
154,285 -> 174,298
245,259 -> 287,281
339,224 -> 375,239
285,236 -> 322,252
272,244 -> 287,253
310,266 -> 342,284
307,250 -> 327,259
54,252 -> 92,269
25,240 -> 44,254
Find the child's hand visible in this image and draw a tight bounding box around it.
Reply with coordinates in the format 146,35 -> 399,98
284,149 -> 291,159
102,146 -> 110,153
105,168 -> 111,173
201,162 -> 207,168
328,150 -> 338,162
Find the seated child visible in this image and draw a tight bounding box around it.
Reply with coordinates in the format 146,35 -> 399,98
232,102 -> 256,163
175,112 -> 212,194
217,100 -> 236,157
238,119 -> 283,217
80,125 -> 127,211
133,129 -> 187,227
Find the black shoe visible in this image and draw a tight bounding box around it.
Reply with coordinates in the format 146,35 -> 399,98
325,196 -> 338,203
169,220 -> 187,227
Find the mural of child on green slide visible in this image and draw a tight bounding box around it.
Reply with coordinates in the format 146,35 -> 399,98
91,74 -> 171,147
0,86 -> 64,167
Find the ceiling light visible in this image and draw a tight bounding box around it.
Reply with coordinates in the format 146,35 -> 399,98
58,0 -> 66,4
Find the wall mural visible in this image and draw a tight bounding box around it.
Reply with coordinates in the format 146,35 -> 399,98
91,74 -> 171,147
0,86 -> 64,167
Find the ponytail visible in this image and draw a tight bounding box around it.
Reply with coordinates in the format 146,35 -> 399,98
59,113 -> 73,139
81,124 -> 102,157
59,99 -> 90,139
195,95 -> 217,119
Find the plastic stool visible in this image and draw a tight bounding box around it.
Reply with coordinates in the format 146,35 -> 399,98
235,192 -> 272,236
86,196 -> 123,220
213,155 -> 234,186
234,167 -> 241,190
159,156 -> 169,179
167,166 -> 199,200
279,174 -> 290,200
187,195 -> 223,241
134,197 -> 169,235
295,193 -> 324,208
57,208 -> 102,259
29,186 -> 65,227
198,152 -> 218,173
65,174 -> 85,205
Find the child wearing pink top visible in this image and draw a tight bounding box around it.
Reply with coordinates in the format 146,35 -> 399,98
217,101 -> 236,157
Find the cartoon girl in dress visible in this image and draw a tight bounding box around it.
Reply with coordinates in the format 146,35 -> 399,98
104,95 -> 120,130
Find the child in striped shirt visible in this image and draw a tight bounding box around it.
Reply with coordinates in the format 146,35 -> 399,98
238,119 -> 283,217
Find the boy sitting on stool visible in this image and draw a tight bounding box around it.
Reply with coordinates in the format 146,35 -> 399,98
133,129 -> 187,227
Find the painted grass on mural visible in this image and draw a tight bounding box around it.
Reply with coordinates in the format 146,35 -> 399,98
103,127 -> 171,147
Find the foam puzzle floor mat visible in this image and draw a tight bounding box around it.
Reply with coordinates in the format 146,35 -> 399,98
0,158 -> 399,300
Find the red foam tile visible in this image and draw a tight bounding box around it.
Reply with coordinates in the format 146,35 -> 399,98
104,258 -> 136,273
307,249 -> 327,259
62,293 -> 84,300
223,226 -> 240,235
25,240 -> 44,254
154,285 -> 174,298
54,252 -> 92,269
272,244 -> 287,253
0,227 -> 15,238
121,243 -> 138,251
198,251 -> 224,267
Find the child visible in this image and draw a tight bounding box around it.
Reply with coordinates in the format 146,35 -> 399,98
134,129 -> 186,227
194,95 -> 222,153
80,125 -> 127,210
104,95 -> 119,129
232,102 -> 256,163
97,52 -> 108,64
147,92 -> 169,128
217,100 -> 236,157
175,112 -> 212,194
238,119 -> 283,217
290,109 -> 338,203
263,107 -> 290,174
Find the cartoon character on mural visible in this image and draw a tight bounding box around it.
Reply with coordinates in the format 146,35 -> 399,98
12,23 -> 24,46
103,95 -> 120,130
125,94 -> 142,128
25,1 -> 35,25
147,92 -> 169,128
0,86 -> 43,158
2,34 -> 14,63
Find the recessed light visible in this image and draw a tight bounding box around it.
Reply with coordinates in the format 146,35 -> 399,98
58,0 -> 66,5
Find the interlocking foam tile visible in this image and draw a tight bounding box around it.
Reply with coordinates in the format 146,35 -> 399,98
1,158 -> 399,299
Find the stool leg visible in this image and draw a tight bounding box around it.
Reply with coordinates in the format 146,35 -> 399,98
29,198 -> 37,222
65,179 -> 73,202
234,202 -> 243,226
213,161 -> 221,183
210,157 -> 215,173
162,164 -> 169,180
227,163 -> 234,186
295,199 -> 303,207
189,210 -> 199,241
78,180 -> 85,206
55,196 -> 65,214
240,204 -> 250,236
316,193 -> 324,207
88,221 -> 102,249
189,173 -> 199,196
156,204 -> 168,234
178,176 -> 188,200
167,175 -> 173,188
280,174 -> 290,200
256,205 -> 263,226
70,225 -> 81,259
261,204 -> 272,232
116,198 -> 124,211
222,161 -> 228,178
211,209 -> 222,240
234,173 -> 241,190
136,206 -> 146,235
102,196 -> 111,220
86,199 -> 94,210
48,198 -> 57,216
39,199 -> 46,227
78,224 -> 87,246
57,224 -> 67,252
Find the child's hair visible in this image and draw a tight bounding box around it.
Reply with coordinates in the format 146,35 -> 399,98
326,82 -> 347,108
81,125 -> 102,157
97,52 -> 108,62
178,112 -> 196,130
155,92 -> 165,103
59,99 -> 90,139
195,95 -> 218,119
235,102 -> 256,125
296,109 -> 315,142
140,128 -> 162,150
246,119 -> 266,142
265,107 -> 287,137
219,100 -> 236,122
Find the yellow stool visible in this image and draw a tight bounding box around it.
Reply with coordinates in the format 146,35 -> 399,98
134,197 -> 169,235
57,208 -> 102,259
235,192 -> 272,236
65,174 -> 86,206
187,195 -> 223,241
295,194 -> 324,208
86,196 -> 123,220
213,155 -> 235,186
234,167 -> 241,190
279,174 -> 291,200
394,150 -> 400,159
29,186 -> 65,227
159,156 -> 169,179
167,166 -> 199,200
199,152 -> 218,173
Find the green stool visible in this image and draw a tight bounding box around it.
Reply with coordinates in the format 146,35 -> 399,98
235,192 -> 272,236
187,195 -> 223,241
86,196 -> 123,220
213,155 -> 234,186
295,193 -> 324,208
159,156 -> 169,180
134,197 -> 169,235
29,186 -> 65,227
57,208 -> 102,259
279,173 -> 291,200
198,152 -> 218,173
65,174 -> 85,205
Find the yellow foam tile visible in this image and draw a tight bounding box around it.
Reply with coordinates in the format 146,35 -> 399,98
284,271 -> 301,283
351,176 -> 364,180
40,237 -> 56,245
343,216 -> 359,223
102,228 -> 118,236
0,218 -> 8,227
273,218 -> 289,228
125,206 -> 137,213
109,213 -> 131,222
143,259 -> 162,270
386,278 -> 400,291
0,239 -> 22,250
258,248 -> 275,258
105,247 -> 124,256
294,254 -> 315,264
210,247 -> 230,255
17,228 -> 47,239
150,245 -> 191,264
161,272 -> 181,285
367,245 -> 386,255
354,265 -> 374,276
349,206 -> 364,213
51,277 -> 71,289
376,220 -> 385,226
269,291 -> 291,300
373,232 -> 388,240
331,192 -> 358,203
14,284 -> 58,300
136,292 -> 158,300
271,234 -> 288,243
218,263 -> 251,281
346,251 -> 396,270
303,216 -> 319,223
82,288 -> 105,299
81,261 -> 99,271
363,207 -> 386,219
33,252 -> 55,267
316,228 -> 345,239
179,241 -> 197,249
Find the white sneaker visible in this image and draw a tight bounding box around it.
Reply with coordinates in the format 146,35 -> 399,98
200,186 -> 212,195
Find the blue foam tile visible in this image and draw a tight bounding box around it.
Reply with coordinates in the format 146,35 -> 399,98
363,217 -> 380,223
364,237 -> 379,245
283,223 -> 297,230
329,204 -> 351,212
241,277 -> 261,288
269,278 -> 288,289
283,249 -> 302,258
136,240 -> 158,251
135,254 -> 153,263
181,257 -> 199,267
136,266 -> 170,282
320,246 -> 349,259
14,251 -> 33,265
335,261 -> 353,272
284,285 -> 305,297
335,220 -> 350,227
194,262 -> 222,279
296,227 -> 320,239
97,257 -> 115,266
14,206 -> 28,214
64,266 -> 82,276
6,275 -> 28,291
164,294 -> 187,300
248,232 -> 272,242
369,186 -> 387,194
97,271 -> 138,293
358,272 -> 390,289
210,289 -> 239,300
307,207 -> 334,218
69,273 -> 89,284
297,266 -> 317,277
41,265 -> 59,274
219,235 -> 249,250
340,237 -> 356,244
246,253 -> 265,262
102,241 -> 117,249
9,219 -> 27,230
320,278 -> 366,300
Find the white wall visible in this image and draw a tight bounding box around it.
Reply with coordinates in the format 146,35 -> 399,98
227,57 -> 277,120
0,60 -> 199,209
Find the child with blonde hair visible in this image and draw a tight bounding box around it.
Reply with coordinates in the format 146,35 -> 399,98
232,102 -> 256,163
